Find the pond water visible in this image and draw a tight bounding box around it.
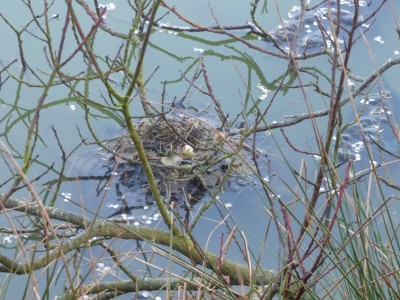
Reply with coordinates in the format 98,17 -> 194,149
1,0 -> 400,298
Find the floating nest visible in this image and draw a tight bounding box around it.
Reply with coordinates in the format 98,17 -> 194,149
100,114 -> 243,208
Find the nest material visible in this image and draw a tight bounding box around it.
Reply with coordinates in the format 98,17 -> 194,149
103,115 -> 230,206
138,116 -> 219,163
104,115 -> 227,189
99,115 -> 254,207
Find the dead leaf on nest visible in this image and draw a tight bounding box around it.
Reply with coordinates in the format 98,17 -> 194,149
160,154 -> 182,166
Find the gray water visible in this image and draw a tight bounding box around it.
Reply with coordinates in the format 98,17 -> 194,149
0,0 -> 399,298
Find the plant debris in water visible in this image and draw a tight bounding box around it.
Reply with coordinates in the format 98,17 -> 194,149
100,114 -> 248,212
110,115 -> 221,166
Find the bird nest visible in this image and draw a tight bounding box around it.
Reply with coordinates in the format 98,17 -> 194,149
101,115 -> 234,207
111,116 -> 222,169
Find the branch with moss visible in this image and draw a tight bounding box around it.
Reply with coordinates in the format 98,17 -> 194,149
0,195 -> 276,287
